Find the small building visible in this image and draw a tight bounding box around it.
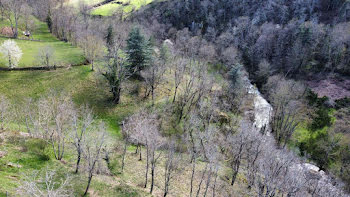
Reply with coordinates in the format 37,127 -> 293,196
23,30 -> 31,37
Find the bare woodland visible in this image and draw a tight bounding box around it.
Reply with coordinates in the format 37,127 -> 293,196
0,0 -> 350,196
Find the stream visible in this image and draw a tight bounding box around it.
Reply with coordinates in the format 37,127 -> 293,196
243,76 -> 272,131
243,76 -> 348,196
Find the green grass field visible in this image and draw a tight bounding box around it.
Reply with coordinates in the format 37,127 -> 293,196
0,13 -> 152,195
0,129 -> 150,196
0,65 -> 147,195
90,0 -> 153,16
0,18 -> 85,68
0,9 -> 227,196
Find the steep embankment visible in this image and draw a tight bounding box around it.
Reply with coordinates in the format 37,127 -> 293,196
244,76 -> 272,131
244,73 -> 349,196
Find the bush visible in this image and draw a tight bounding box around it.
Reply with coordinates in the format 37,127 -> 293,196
309,108 -> 332,131
335,97 -> 350,109
306,90 -> 333,131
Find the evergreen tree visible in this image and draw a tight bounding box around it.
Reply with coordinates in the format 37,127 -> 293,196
106,25 -> 114,54
228,64 -> 244,90
126,27 -> 152,74
46,11 -> 52,33
102,53 -> 129,104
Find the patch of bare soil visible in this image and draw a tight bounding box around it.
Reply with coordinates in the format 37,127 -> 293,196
307,76 -> 350,101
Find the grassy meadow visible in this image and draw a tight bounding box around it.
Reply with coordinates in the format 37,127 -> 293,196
90,0 -> 154,16
0,65 -> 149,196
0,18 -> 85,68
0,6 -> 243,196
0,12 -> 145,195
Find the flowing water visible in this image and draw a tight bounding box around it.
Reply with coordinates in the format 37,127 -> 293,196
243,76 -> 348,196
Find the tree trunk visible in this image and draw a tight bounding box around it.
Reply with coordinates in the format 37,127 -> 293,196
231,169 -> 238,186
113,87 -> 121,104
150,162 -> 155,194
14,14 -> 18,38
144,146 -> 149,188
173,86 -> 178,103
258,182 -> 265,197
190,158 -> 196,197
231,157 -> 241,186
135,145 -> 139,154
177,104 -> 185,123
83,173 -> 93,196
164,172 -> 169,197
8,51 -> 12,68
151,85 -> 155,106
212,167 -> 219,197
121,139 -> 127,173
91,60 -> 94,71
75,151 -> 81,173
45,54 -> 49,67
196,163 -> 208,197
203,165 -> 212,197
139,145 -> 142,161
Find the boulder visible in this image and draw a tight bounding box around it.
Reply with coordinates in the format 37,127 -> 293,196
7,162 -> 22,168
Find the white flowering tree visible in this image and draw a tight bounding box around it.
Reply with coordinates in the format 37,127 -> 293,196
0,40 -> 23,68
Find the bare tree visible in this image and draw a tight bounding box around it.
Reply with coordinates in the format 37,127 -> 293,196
280,165 -> 308,197
17,169 -> 71,197
221,46 -> 239,66
227,122 -> 250,186
175,62 -> 213,122
23,98 -> 40,137
183,113 -> 201,197
0,95 -> 9,130
163,139 -> 180,197
82,123 -> 107,196
202,126 -> 220,197
1,0 -> 25,38
198,42 -> 217,63
21,4 -> 33,36
0,1 -> 4,21
125,112 -> 147,161
256,145 -> 295,197
121,121 -> 129,173
126,110 -> 163,193
193,124 -> 220,197
141,56 -> 166,106
172,57 -> 186,103
79,34 -> 105,71
271,101 -> 300,149
38,93 -> 75,160
255,59 -> 271,85
307,175 -> 348,197
245,131 -> 264,190
265,75 -> 306,148
37,45 -> 55,67
148,127 -> 164,194
71,105 -> 94,174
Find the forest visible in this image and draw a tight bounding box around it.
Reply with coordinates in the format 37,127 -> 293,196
0,0 -> 349,196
